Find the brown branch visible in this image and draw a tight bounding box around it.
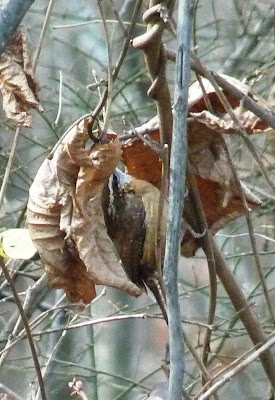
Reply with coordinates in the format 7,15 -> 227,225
219,136 -> 275,326
131,1 -> 175,147
211,240 -> 275,392
183,172 -> 275,391
186,162 -> 217,382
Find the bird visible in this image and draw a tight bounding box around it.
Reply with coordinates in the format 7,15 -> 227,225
101,168 -> 168,323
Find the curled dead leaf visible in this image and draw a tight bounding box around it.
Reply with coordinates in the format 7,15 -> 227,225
69,138 -> 141,297
188,74 -> 272,134
121,73 -> 267,256
0,27 -> 43,127
27,121 -> 141,303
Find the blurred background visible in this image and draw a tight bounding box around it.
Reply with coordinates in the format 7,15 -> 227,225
0,0 -> 274,399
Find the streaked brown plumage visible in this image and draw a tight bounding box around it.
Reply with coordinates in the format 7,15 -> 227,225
102,168 -> 168,323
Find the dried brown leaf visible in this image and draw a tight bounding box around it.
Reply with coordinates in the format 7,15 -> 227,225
189,74 -> 272,133
70,136 -> 141,297
122,130 -> 162,189
27,121 -> 96,302
121,74 -> 266,257
0,27 -> 43,127
28,122 -> 140,302
190,109 -> 269,136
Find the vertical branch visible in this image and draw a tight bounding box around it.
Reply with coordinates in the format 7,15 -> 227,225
88,325 -> 98,400
131,0 -> 175,147
163,0 -> 194,399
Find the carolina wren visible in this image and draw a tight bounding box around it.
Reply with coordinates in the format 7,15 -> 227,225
101,168 -> 168,323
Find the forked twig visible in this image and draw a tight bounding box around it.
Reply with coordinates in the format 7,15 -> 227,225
47,0 -> 143,158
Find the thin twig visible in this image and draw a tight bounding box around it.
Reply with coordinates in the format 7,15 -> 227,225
222,7 -> 275,74
52,20 -> 145,30
28,313 -> 163,338
219,136 -> 275,326
210,239 -> 275,392
47,0 -> 143,159
183,331 -> 219,400
0,289 -> 65,359
54,70 -> 63,126
32,0 -> 55,73
89,0 -> 144,130
186,162 -> 217,380
165,48 -> 275,132
35,309 -> 80,400
0,127 -> 20,211
97,0 -> 114,141
58,358 -> 154,399
198,331 -> 275,400
0,257 -> 47,400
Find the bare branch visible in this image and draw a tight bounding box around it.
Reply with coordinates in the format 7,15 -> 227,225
0,0 -> 35,57
163,1 -> 193,399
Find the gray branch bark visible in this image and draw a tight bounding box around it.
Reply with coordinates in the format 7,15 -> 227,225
0,0 -> 35,57
163,0 -> 194,399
